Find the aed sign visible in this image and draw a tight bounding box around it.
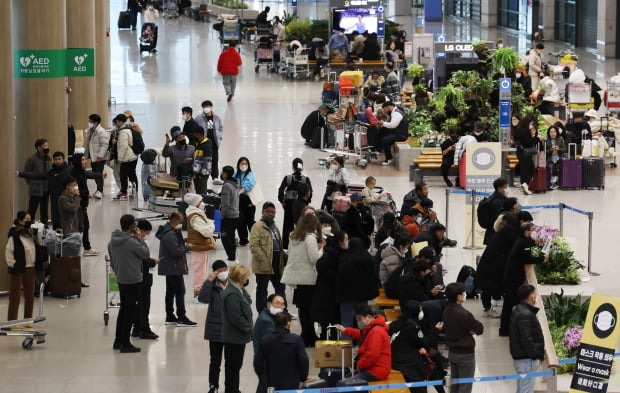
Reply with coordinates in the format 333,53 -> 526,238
14,48 -> 95,78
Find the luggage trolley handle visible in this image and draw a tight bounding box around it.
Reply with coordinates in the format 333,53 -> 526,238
568,143 -> 578,160
326,325 -> 356,380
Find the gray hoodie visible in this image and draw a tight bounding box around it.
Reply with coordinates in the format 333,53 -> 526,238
221,178 -> 240,219
107,230 -> 150,285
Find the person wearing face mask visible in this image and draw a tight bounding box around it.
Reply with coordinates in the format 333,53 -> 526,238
252,294 -> 286,393
131,220 -> 160,340
281,213 -> 324,347
199,260 -> 247,393
278,158 -> 312,249
515,116 -> 541,195
57,176 -> 82,237
142,2 -> 159,52
379,235 -> 409,285
189,127 -> 213,195
180,106 -> 203,146
233,157 -> 257,246
510,114 -> 522,147
255,312 -> 309,392
114,113 -> 140,200
334,304 -> 391,382
84,113 -> 110,199
312,231 -> 347,340
389,300 -> 446,393
250,202 -> 286,314
328,27 -> 349,58
513,66 -> 532,99
442,282 -> 484,393
163,126 -> 195,179
342,193 -> 374,249
184,193 -> 216,300
321,156 -> 350,213
6,211 -> 38,322
108,214 -> 151,353
20,138 -> 52,226
221,263 -> 253,393
470,121 -> 491,142
194,100 -> 224,184
156,211 -> 196,327
291,183 -> 312,227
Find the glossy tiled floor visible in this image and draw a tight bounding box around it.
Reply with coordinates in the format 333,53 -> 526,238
1,2 -> 619,392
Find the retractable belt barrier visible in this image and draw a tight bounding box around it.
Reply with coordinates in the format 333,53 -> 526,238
273,354 -> 620,393
444,189 -> 597,275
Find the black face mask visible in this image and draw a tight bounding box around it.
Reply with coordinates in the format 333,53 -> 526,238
262,215 -> 274,226
42,148 -> 50,155
177,140 -> 186,146
23,221 -> 32,229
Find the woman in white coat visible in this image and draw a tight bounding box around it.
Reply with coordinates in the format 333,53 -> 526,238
281,213 -> 324,347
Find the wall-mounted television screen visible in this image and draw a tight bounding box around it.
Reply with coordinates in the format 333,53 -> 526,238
332,8 -> 378,35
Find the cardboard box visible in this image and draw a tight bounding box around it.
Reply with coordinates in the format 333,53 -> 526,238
314,340 -> 353,368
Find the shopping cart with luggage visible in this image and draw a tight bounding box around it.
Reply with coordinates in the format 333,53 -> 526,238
0,283 -> 47,350
163,0 -> 179,18
220,16 -> 240,47
103,255 -> 120,326
283,47 -> 311,79
318,119 -> 376,169
254,36 -> 276,73
566,82 -> 593,112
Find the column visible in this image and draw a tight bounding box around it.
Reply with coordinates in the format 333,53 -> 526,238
597,0 -> 616,58
0,0 -> 14,291
540,0 -> 555,41
480,0 -> 498,28
67,0 -> 96,130
13,0 -> 68,215
95,0 -> 111,123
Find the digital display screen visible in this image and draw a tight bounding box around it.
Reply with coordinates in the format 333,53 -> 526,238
332,8 -> 378,35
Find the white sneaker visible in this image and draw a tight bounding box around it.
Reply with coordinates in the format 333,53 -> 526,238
83,249 -> 100,257
381,159 -> 394,166
521,183 -> 532,195
492,299 -> 503,308
482,308 -> 501,318
212,179 -> 224,185
94,191 -> 103,199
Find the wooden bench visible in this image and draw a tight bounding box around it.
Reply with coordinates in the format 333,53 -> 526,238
374,288 -> 400,308
383,308 -> 401,322
369,369 -> 409,393
411,151 -> 519,184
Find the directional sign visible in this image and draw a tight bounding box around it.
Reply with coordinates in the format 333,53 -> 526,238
499,78 -> 512,101
435,33 -> 446,42
499,101 -> 511,128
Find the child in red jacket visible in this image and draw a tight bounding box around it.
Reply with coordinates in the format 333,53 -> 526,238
335,304 -> 392,381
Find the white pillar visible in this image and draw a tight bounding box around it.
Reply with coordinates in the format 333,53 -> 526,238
597,0 -> 616,58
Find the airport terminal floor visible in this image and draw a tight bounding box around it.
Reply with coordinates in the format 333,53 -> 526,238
2,1 -> 620,392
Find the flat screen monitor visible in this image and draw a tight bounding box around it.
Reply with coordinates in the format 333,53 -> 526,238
332,8 -> 378,35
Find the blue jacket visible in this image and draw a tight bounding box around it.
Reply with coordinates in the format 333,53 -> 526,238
252,309 -> 275,358
156,223 -> 189,276
233,171 -> 256,192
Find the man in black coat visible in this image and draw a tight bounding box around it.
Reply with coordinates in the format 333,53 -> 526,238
482,177 -> 509,245
500,222 -> 548,336
509,284 -> 544,393
300,105 -> 329,146
343,193 -> 374,249
181,106 -> 204,146
254,312 -> 309,390
401,182 -> 428,217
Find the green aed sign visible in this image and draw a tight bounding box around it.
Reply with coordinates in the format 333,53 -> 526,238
14,48 -> 95,78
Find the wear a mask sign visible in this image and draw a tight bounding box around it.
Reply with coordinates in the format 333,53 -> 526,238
569,293 -> 620,393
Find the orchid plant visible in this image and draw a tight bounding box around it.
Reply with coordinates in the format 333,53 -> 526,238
531,226 -> 584,285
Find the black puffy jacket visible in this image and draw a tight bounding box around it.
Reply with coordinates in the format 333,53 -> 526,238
509,303 -> 544,360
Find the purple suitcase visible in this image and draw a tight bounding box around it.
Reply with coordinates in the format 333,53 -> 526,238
559,144 -> 583,189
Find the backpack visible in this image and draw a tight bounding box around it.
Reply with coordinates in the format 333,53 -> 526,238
476,196 -> 496,229
140,148 -> 157,165
284,174 -> 307,200
383,263 -> 406,299
456,265 -> 477,297
130,128 -> 145,155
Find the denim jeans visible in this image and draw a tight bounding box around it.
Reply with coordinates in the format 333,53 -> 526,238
514,358 -> 539,393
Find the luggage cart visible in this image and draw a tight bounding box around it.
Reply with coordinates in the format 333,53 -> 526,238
103,255 -> 120,326
254,37 -> 276,73
163,0 -> 179,18
0,283 -> 47,349
283,48 -> 311,79
566,82 -> 593,112
606,82 -> 620,117
318,120 -> 377,169
220,16 -> 240,47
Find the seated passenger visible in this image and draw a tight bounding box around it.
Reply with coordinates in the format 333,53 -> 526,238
351,31 -> 366,57
389,300 -> 447,393
379,235 -> 409,285
374,212 -> 408,249
334,304 -> 392,382
377,101 -> 409,166
361,33 -> 381,60
413,223 -> 457,259
328,28 -> 349,58
363,70 -> 385,88
401,208 -> 424,240
382,62 -> 400,94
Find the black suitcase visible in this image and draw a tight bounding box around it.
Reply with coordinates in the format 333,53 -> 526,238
118,10 -> 131,29
49,255 -> 81,298
582,157 -> 605,189
319,367 -> 352,387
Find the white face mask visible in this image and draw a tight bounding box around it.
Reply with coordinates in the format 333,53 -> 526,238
338,32 -> 344,37
462,292 -> 467,300
73,185 -> 79,191
239,164 -> 248,172
515,73 -> 522,78
148,6 -> 154,10
203,107 -> 212,114
418,311 -> 424,321
269,306 -> 283,316
217,271 -> 229,281
175,224 -> 182,230
322,226 -> 332,235
88,122 -> 94,129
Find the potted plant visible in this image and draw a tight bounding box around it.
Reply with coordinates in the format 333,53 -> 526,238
491,47 -> 520,75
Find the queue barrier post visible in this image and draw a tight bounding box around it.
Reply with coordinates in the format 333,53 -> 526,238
445,188 -> 451,237
463,189 -> 483,250
587,211 -> 598,276
559,203 -> 565,237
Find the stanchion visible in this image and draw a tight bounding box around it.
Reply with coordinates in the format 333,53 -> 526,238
559,203 -> 565,237
445,188 -> 450,237
463,189 -> 483,250
587,211 -> 599,276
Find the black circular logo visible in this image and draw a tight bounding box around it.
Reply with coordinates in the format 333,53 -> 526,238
471,147 -> 496,171
592,303 -> 617,339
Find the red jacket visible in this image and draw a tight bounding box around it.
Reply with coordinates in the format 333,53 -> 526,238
402,215 -> 420,239
343,315 -> 392,380
217,47 -> 242,76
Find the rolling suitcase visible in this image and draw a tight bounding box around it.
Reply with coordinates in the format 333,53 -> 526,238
559,144 -> 582,189
49,255 -> 81,298
528,166 -> 548,193
335,332 -> 368,388
118,10 -> 131,29
148,195 -> 182,214
582,157 -> 605,189
458,152 -> 467,189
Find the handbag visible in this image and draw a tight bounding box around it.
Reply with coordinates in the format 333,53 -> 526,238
246,183 -> 264,206
522,145 -> 538,156
424,353 -> 436,379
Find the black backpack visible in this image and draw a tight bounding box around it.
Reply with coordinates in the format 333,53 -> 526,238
476,196 -> 495,229
130,128 -> 145,155
284,174 -> 308,200
456,265 -> 477,297
383,263 -> 406,299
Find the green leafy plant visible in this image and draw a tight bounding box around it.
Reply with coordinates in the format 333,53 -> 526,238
212,0 -> 249,9
407,63 -> 425,78
433,85 -> 467,113
473,78 -> 495,101
285,18 -> 312,41
310,19 -> 329,42
491,47 -> 520,73
543,290 -> 590,328
282,10 -> 298,25
535,236 -> 585,285
408,110 -> 433,138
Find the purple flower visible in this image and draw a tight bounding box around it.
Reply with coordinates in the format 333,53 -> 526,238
562,326 -> 583,350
